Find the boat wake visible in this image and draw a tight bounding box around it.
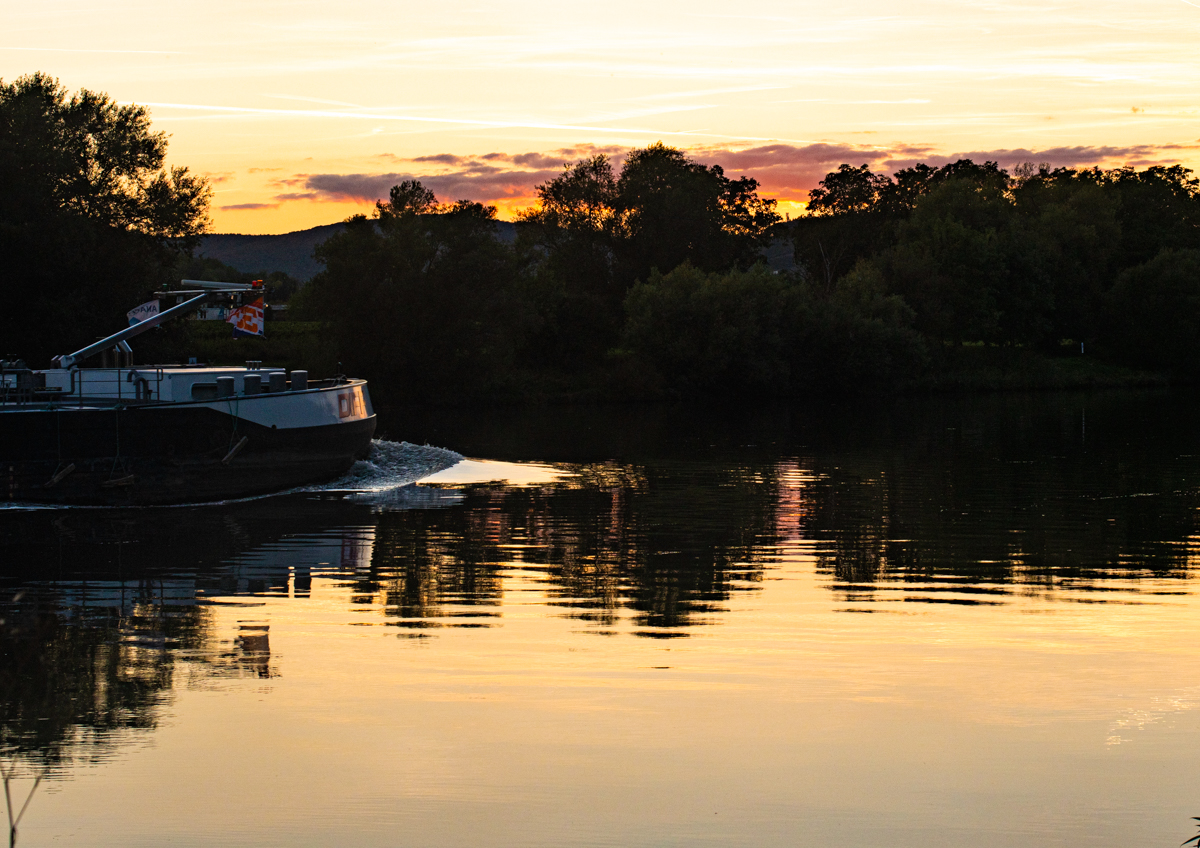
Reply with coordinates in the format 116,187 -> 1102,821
0,439 -> 465,511
308,439 -> 465,507
317,439 -> 464,492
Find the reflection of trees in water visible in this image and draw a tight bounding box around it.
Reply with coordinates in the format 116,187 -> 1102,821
356,463 -> 771,631
804,458 -> 1200,599
0,583 -> 211,769
0,502 -> 340,773
794,394 -> 1200,600
0,582 -> 279,772
0,510 -> 276,771
9,391 -> 1200,774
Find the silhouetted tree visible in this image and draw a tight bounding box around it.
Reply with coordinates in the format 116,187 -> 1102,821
1083,165 -> 1200,270
806,163 -> 892,216
301,184 -> 532,403
519,143 -> 780,376
615,142 -> 780,283
376,179 -> 438,219
1007,166 -> 1119,345
0,72 -> 210,364
518,156 -> 623,370
623,263 -> 799,396
794,163 -> 893,290
881,174 -> 1014,344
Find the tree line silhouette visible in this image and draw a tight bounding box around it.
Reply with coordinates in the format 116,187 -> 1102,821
300,151 -> 1200,402
6,72 -> 1200,401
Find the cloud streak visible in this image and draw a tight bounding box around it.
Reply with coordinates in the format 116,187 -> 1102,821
273,141 -> 1200,210
881,144 -> 1200,173
0,46 -> 184,54
300,168 -> 561,204
278,145 -> 629,205
142,101 -> 780,142
698,142 -> 1200,196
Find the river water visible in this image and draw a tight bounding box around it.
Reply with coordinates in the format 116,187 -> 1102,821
3,390 -> 1200,847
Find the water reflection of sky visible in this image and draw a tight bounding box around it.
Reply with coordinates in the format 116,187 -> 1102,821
419,458 -> 568,487
5,393 -> 1200,847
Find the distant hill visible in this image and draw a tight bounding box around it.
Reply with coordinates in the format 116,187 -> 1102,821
197,220 -> 793,281
762,236 -> 796,273
197,223 -> 346,282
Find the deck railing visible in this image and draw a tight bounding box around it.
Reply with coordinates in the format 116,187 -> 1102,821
0,368 -> 165,407
0,369 -> 351,408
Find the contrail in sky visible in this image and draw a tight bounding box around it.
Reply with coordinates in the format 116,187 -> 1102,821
0,46 -> 183,54
141,101 -> 814,144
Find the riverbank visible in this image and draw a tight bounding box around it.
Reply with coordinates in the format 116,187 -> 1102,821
162,320 -> 1170,405
904,346 -> 1169,394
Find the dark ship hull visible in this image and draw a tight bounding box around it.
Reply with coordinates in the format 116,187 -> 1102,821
1,381 -> 377,506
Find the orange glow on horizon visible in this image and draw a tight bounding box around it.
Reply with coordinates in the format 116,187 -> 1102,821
6,0 -> 1200,234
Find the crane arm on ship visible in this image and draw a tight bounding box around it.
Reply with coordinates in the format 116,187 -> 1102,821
53,292 -> 213,369
52,280 -> 259,369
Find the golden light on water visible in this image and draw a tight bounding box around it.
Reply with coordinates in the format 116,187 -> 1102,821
25,525 -> 1200,845
8,388 -> 1200,848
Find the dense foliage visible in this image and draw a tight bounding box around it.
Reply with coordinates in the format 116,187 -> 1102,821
517,143 -> 781,373
297,185 -> 533,402
792,160 -> 1200,370
309,144 -> 1200,402
302,145 -> 784,403
0,73 -> 210,364
621,262 -> 924,397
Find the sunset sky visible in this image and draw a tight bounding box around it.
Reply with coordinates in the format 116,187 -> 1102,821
6,0 -> 1200,233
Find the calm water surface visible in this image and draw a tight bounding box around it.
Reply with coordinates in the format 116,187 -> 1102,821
4,391 -> 1200,847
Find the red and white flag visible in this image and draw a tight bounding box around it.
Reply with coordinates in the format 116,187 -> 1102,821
228,297 -> 265,338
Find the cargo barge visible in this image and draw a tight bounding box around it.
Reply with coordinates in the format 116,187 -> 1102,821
1,281 -> 376,506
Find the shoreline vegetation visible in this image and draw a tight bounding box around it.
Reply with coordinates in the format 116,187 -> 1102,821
1,73 -> 1194,406
171,321 -> 1172,403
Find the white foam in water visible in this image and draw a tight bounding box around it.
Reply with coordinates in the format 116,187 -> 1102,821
311,439 -> 467,507
317,444 -> 573,506
315,439 -> 465,493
